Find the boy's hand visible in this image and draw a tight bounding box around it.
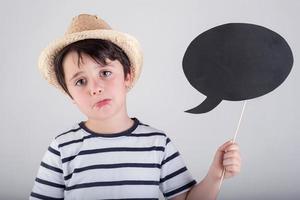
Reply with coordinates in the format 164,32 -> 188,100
207,140 -> 241,180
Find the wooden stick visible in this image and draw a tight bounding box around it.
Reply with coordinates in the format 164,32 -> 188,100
218,100 -> 247,191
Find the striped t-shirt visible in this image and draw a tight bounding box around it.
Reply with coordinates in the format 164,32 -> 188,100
30,118 -> 196,200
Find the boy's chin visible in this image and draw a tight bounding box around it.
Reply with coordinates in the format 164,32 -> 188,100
88,109 -> 117,121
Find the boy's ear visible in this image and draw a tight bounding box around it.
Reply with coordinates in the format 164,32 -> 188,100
124,72 -> 133,89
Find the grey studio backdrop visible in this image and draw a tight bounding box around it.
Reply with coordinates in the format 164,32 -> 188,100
0,0 -> 299,199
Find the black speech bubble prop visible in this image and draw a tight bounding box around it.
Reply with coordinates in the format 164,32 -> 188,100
183,23 -> 293,113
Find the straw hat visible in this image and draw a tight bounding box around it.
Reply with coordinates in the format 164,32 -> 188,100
38,14 -> 143,92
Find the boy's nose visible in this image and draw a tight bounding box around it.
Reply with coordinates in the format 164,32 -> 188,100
89,80 -> 103,96
90,89 -> 102,96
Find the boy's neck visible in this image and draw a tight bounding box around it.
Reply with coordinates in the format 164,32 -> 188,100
84,113 -> 134,134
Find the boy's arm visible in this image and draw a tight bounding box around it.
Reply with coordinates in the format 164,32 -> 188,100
171,141 -> 241,200
30,139 -> 65,200
170,174 -> 219,200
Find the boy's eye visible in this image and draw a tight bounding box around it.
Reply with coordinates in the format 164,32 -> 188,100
100,70 -> 112,77
75,79 -> 86,86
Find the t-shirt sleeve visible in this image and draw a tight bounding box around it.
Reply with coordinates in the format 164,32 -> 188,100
30,139 -> 65,200
159,137 -> 197,199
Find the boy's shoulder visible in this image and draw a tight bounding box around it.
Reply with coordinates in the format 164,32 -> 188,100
133,119 -> 167,136
53,122 -> 84,145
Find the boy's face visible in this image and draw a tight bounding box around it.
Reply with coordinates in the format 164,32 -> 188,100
63,51 -> 131,121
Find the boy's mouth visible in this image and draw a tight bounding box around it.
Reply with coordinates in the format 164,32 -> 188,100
94,99 -> 111,109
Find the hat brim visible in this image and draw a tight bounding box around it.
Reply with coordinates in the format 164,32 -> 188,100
38,29 -> 143,92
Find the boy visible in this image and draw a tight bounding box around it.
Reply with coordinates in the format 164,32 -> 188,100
31,14 -> 241,200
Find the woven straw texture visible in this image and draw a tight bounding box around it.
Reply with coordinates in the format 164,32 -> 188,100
38,14 -> 143,93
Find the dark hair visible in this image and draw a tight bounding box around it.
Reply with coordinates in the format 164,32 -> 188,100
54,39 -> 131,98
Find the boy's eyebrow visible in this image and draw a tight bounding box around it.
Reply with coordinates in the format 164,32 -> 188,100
69,71 -> 84,82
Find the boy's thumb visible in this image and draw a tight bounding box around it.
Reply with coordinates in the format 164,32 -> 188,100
218,140 -> 233,152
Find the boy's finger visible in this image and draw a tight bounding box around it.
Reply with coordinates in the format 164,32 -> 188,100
223,151 -> 240,160
218,140 -> 237,152
225,165 -> 241,175
223,157 -> 241,166
224,144 -> 240,152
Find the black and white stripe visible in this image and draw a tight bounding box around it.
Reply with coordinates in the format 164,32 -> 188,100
30,118 -> 196,199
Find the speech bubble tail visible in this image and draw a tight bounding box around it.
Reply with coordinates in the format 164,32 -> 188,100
185,97 -> 222,114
